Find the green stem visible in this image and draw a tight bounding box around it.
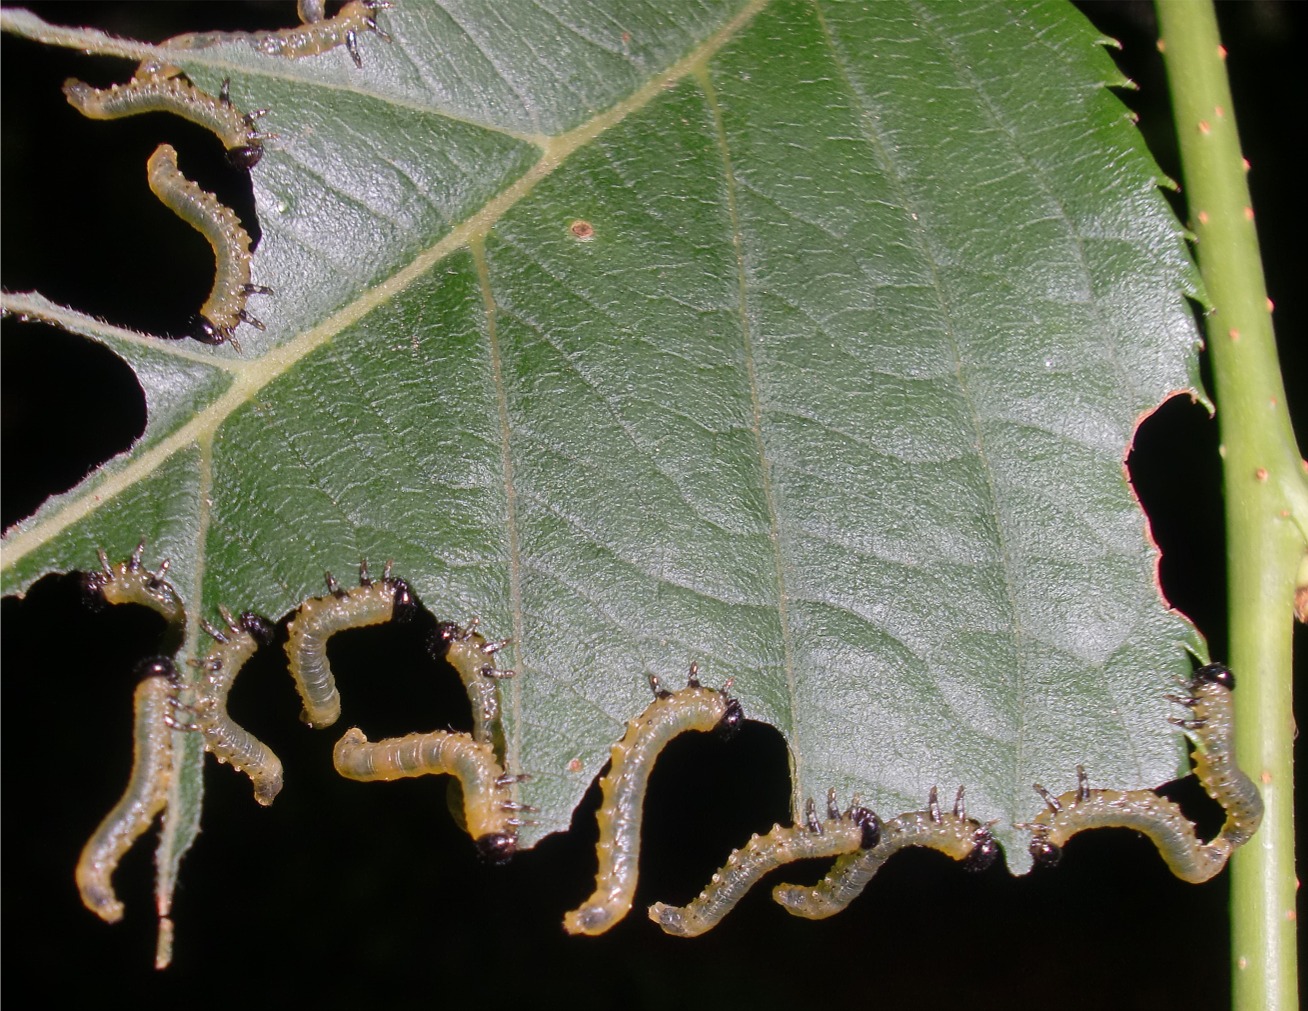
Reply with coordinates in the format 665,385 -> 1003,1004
1154,3 -> 1305,1010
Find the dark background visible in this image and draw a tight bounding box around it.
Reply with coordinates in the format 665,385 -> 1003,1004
2,3 -> 1303,1008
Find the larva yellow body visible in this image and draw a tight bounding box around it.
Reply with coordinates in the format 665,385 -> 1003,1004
772,787 -> 998,920
63,62 -> 268,168
192,608 -> 282,805
164,0 -> 391,70
146,143 -> 271,344
564,667 -> 743,936
433,619 -> 515,746
650,792 -> 880,937
1023,664 -> 1262,881
83,541 -> 182,624
333,726 -> 525,863
254,0 -> 391,66
284,563 -> 416,728
76,659 -> 178,924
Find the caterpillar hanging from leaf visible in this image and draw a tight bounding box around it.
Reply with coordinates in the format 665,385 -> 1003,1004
771,785 -> 999,921
164,1 -> 393,69
649,789 -> 882,937
76,658 -> 180,924
333,725 -> 532,864
82,540 -> 182,624
146,143 -> 272,345
285,561 -> 514,745
189,606 -> 283,805
1021,663 -> 1262,882
283,560 -> 420,729
64,61 -> 270,168
564,665 -> 743,936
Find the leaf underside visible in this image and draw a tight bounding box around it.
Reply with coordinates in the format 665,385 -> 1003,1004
2,0 -> 1202,900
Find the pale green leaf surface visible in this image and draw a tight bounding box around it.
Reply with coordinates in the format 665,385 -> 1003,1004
2,0 -> 1203,889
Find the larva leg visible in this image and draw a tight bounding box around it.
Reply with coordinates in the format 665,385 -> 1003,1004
773,786 -> 1000,920
1022,664 -> 1262,882
191,607 -> 283,805
82,540 -> 183,625
650,790 -> 881,937
76,659 -> 179,923
563,664 -> 744,936
431,618 -> 515,746
284,560 -> 417,728
333,726 -> 528,863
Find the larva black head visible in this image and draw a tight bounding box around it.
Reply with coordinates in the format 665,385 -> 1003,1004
226,144 -> 263,170
240,611 -> 276,646
80,571 -> 109,610
1194,662 -> 1235,692
473,832 -> 516,865
388,577 -> 419,623
429,621 -> 460,659
191,315 -> 230,344
1029,837 -> 1062,869
715,697 -> 744,740
964,829 -> 1001,872
848,807 -> 881,849
137,656 -> 178,683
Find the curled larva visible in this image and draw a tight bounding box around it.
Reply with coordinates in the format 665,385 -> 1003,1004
772,785 -> 999,920
82,540 -> 182,624
76,658 -> 179,924
563,664 -> 744,936
285,560 -> 417,728
431,618 -> 515,746
146,143 -> 272,345
649,790 -> 880,937
190,607 -> 282,805
1023,663 -> 1263,882
165,1 -> 392,70
333,726 -> 530,863
63,63 -> 270,169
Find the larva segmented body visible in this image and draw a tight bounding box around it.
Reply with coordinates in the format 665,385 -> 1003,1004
64,62 -> 270,169
1023,663 -> 1262,882
772,786 -> 999,920
284,561 -> 417,728
333,726 -> 529,864
649,790 -> 880,937
76,658 -> 179,924
82,540 -> 182,624
164,1 -> 392,70
563,665 -> 743,936
191,607 -> 282,805
432,618 -> 516,746
146,143 -> 272,345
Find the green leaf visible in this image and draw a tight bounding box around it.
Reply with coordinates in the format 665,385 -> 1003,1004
2,0 -> 1203,916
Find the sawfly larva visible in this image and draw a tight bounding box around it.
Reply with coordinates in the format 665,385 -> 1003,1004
76,658 -> 179,924
82,540 -> 182,624
564,665 -> 743,936
333,726 -> 530,863
165,1 -> 392,70
431,618 -> 515,747
190,607 -> 282,805
1022,663 -> 1263,882
64,62 -> 270,169
649,790 -> 880,937
284,560 -> 417,728
146,143 -> 272,344
772,786 -> 999,919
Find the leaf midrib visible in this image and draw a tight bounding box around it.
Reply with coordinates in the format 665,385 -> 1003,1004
0,0 -> 770,571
